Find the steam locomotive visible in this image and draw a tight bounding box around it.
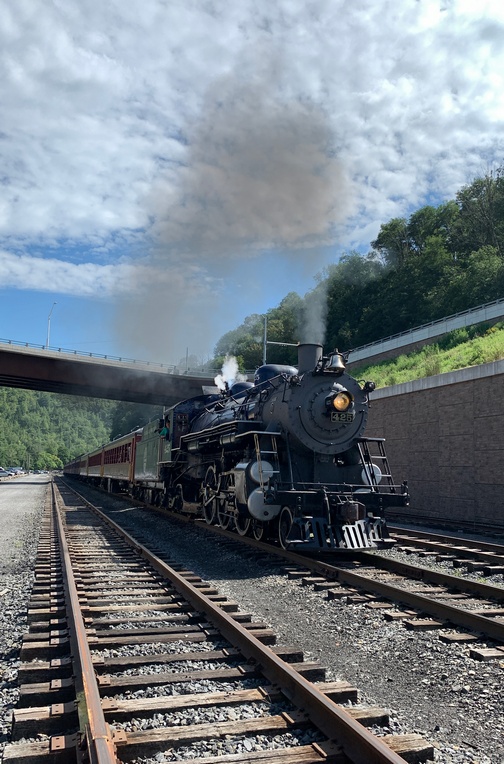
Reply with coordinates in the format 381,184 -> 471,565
64,343 -> 409,551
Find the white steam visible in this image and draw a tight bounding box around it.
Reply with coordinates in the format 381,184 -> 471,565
300,281 -> 328,346
214,355 -> 247,391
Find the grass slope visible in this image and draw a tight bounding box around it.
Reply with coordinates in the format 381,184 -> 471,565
351,322 -> 504,388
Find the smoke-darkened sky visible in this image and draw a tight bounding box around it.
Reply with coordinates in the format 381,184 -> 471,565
116,58 -> 351,359
1,1 -> 503,362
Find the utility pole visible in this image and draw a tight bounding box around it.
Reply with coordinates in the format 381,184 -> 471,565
262,314 -> 297,365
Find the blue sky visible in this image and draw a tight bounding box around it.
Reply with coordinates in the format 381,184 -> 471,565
1,1 -> 504,366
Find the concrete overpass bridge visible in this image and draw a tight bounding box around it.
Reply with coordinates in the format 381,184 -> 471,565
0,340 -> 217,406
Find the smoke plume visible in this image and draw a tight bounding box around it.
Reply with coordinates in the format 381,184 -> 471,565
300,280 -> 329,346
115,51 -> 352,364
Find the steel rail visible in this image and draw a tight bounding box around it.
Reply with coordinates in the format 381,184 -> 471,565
188,512 -> 504,604
57,478 -> 504,758
356,552 -> 504,602
51,482 -> 119,764
389,525 -> 504,553
256,542 -> 504,641
155,508 -> 504,641
330,565 -> 504,642
389,527 -> 504,563
233,535 -> 504,641
79,500 -> 406,764
62,478 -> 504,640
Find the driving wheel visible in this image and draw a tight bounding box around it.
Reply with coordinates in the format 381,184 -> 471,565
235,515 -> 251,536
202,465 -> 218,525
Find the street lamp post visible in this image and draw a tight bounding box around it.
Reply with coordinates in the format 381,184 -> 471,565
46,302 -> 57,347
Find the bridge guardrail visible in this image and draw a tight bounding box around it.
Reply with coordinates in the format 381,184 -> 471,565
0,338 -> 226,377
348,298 -> 504,354
5,295 -> 503,376
348,297 -> 504,356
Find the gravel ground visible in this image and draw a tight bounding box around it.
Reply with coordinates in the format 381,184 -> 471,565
87,490 -> 504,764
0,474 -> 48,758
2,477 -> 504,763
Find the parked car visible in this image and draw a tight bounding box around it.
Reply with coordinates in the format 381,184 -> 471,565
0,469 -> 13,478
8,467 -> 25,474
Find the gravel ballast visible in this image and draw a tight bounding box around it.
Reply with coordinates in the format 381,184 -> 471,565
0,474 -> 48,758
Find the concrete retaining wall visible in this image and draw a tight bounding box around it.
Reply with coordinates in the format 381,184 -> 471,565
365,360 -> 504,529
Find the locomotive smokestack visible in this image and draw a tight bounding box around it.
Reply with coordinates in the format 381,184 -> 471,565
297,343 -> 323,373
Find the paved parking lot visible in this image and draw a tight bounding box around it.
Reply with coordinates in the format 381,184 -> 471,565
0,474 -> 49,574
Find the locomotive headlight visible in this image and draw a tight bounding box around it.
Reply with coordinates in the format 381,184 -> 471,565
327,391 -> 353,412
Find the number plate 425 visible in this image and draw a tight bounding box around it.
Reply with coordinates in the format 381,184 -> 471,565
331,412 -> 355,423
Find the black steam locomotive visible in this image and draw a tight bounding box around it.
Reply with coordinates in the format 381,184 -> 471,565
65,343 -> 409,551
165,342 -> 408,549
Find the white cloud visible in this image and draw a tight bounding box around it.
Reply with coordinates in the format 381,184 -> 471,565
0,250 -> 135,295
0,248 -> 220,299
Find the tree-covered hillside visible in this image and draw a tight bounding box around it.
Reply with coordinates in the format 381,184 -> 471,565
214,169 -> 504,369
0,389 -> 116,470
0,389 -> 164,470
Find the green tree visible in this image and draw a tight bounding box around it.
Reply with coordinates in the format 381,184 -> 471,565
407,206 -> 440,254
454,169 -> 504,258
213,294 -> 303,369
370,218 -> 410,267
441,246 -> 504,311
324,252 -> 384,349
214,313 -> 265,369
0,389 -> 116,468
110,402 -> 162,440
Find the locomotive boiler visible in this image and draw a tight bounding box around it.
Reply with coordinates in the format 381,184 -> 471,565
155,342 -> 409,550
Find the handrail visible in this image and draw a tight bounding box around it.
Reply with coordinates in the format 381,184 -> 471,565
348,297 -> 504,354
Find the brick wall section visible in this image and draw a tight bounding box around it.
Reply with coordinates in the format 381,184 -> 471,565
365,362 -> 504,528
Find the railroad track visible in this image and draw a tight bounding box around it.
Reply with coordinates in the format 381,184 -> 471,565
283,553 -> 504,658
386,511 -> 504,538
388,525 -> 504,574
106,497 -> 504,657
63,477 -> 504,657
3,481 -> 434,764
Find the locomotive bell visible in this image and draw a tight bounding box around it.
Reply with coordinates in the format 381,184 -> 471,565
325,351 -> 346,374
